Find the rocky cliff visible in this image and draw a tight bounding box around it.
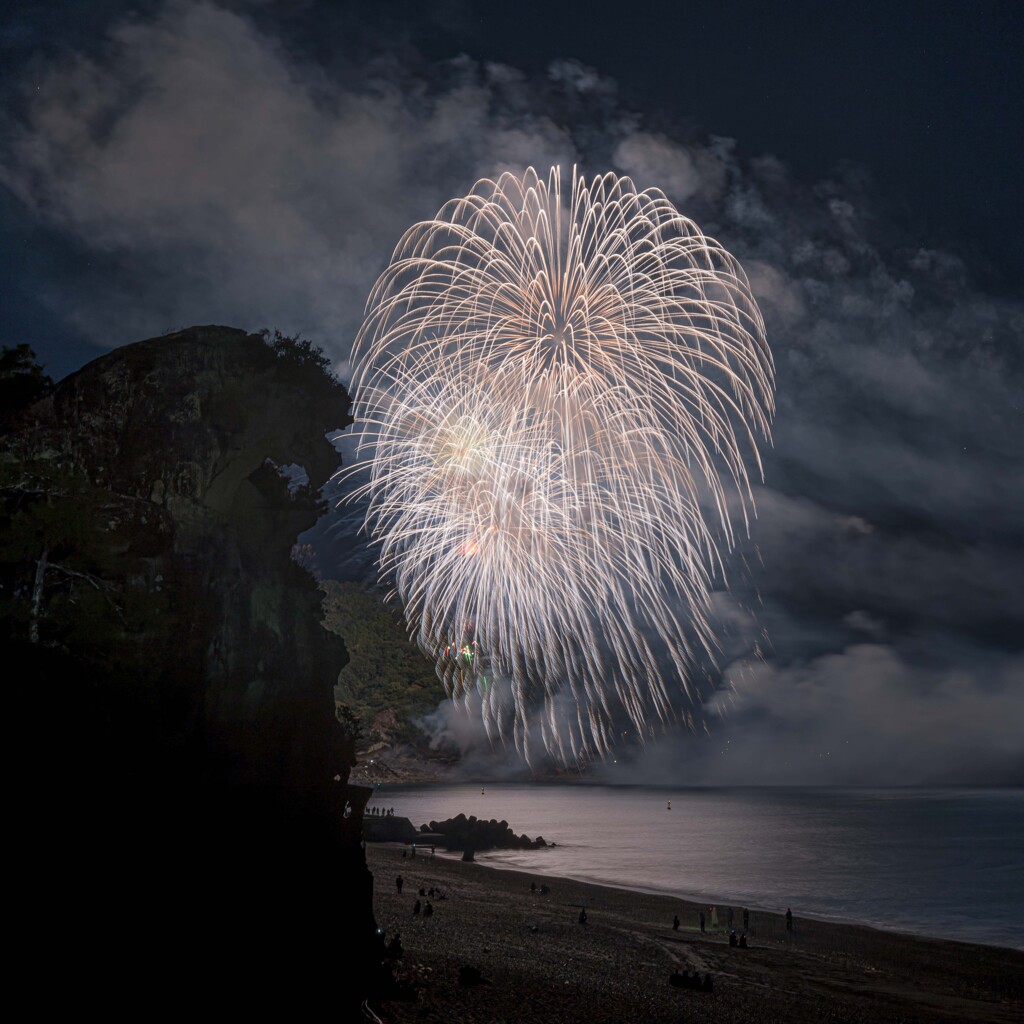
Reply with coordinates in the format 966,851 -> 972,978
2,326 -> 377,1011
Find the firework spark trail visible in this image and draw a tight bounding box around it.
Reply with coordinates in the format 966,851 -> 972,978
343,166 -> 774,764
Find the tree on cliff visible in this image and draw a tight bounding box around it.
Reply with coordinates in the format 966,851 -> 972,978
0,482 -> 114,644
0,344 -> 52,427
261,329 -> 340,391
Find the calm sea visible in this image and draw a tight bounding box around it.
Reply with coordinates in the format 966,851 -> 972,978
367,784 -> 1023,950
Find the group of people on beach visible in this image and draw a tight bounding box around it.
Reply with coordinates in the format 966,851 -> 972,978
669,969 -> 713,992
695,905 -> 754,934
378,851 -> 815,1015
397,874 -> 448,921
369,806 -> 395,816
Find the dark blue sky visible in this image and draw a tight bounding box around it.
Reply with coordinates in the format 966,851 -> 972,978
3,1 -> 1021,378
2,0 -> 1021,782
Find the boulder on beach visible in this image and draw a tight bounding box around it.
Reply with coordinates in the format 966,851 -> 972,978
422,813 -> 550,852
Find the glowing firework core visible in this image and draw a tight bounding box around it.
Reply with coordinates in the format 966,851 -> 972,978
346,166 -> 774,764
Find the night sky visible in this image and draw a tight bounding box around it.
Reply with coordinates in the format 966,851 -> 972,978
2,1 -> 1021,783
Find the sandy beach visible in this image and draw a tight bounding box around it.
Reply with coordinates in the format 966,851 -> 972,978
365,843 -> 1023,1023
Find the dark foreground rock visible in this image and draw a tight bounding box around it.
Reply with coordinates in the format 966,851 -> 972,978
2,327 -> 379,1012
364,814 -> 421,843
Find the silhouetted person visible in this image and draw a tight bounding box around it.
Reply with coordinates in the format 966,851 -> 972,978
786,907 -> 793,932
743,907 -> 749,931
739,933 -> 748,948
699,911 -> 706,933
729,930 -> 738,947
530,882 -> 537,893
578,907 -> 588,925
386,933 -> 404,960
458,965 -> 484,987
412,899 -> 421,916
702,972 -> 714,993
673,914 -> 680,932
423,902 -> 434,918
540,884 -> 550,895
395,875 -> 403,894
419,887 -> 426,896
669,970 -> 685,988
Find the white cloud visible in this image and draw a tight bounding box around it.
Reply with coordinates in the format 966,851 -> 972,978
1,1 -> 577,353
613,132 -> 703,204
607,646 -> 1024,785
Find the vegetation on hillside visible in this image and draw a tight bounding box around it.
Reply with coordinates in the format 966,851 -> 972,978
321,579 -> 443,745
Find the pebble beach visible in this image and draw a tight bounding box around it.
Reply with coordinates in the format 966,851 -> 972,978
365,843 -> 1023,1024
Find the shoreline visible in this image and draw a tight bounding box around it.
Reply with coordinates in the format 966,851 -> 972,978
366,842 -> 1024,1023
435,847 -> 1022,953
368,784 -> 1023,954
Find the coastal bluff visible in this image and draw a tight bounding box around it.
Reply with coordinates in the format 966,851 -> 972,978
2,326 -> 377,1011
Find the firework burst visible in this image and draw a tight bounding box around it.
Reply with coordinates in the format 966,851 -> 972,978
344,166 -> 773,764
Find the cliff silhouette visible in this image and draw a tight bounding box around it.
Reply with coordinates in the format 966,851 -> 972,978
1,326 -> 378,1012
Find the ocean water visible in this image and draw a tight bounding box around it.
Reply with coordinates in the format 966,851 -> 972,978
367,784 -> 1024,951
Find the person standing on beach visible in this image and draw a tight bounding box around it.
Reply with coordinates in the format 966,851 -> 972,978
743,907 -> 749,931
786,907 -> 793,932
396,875 -> 403,894
699,911 -> 705,933
710,906 -> 718,929
672,914 -> 680,932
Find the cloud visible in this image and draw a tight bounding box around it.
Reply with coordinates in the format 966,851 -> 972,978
612,131 -> 726,205
1,0 -> 576,353
3,0 -> 1022,781
602,645 -> 1024,785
